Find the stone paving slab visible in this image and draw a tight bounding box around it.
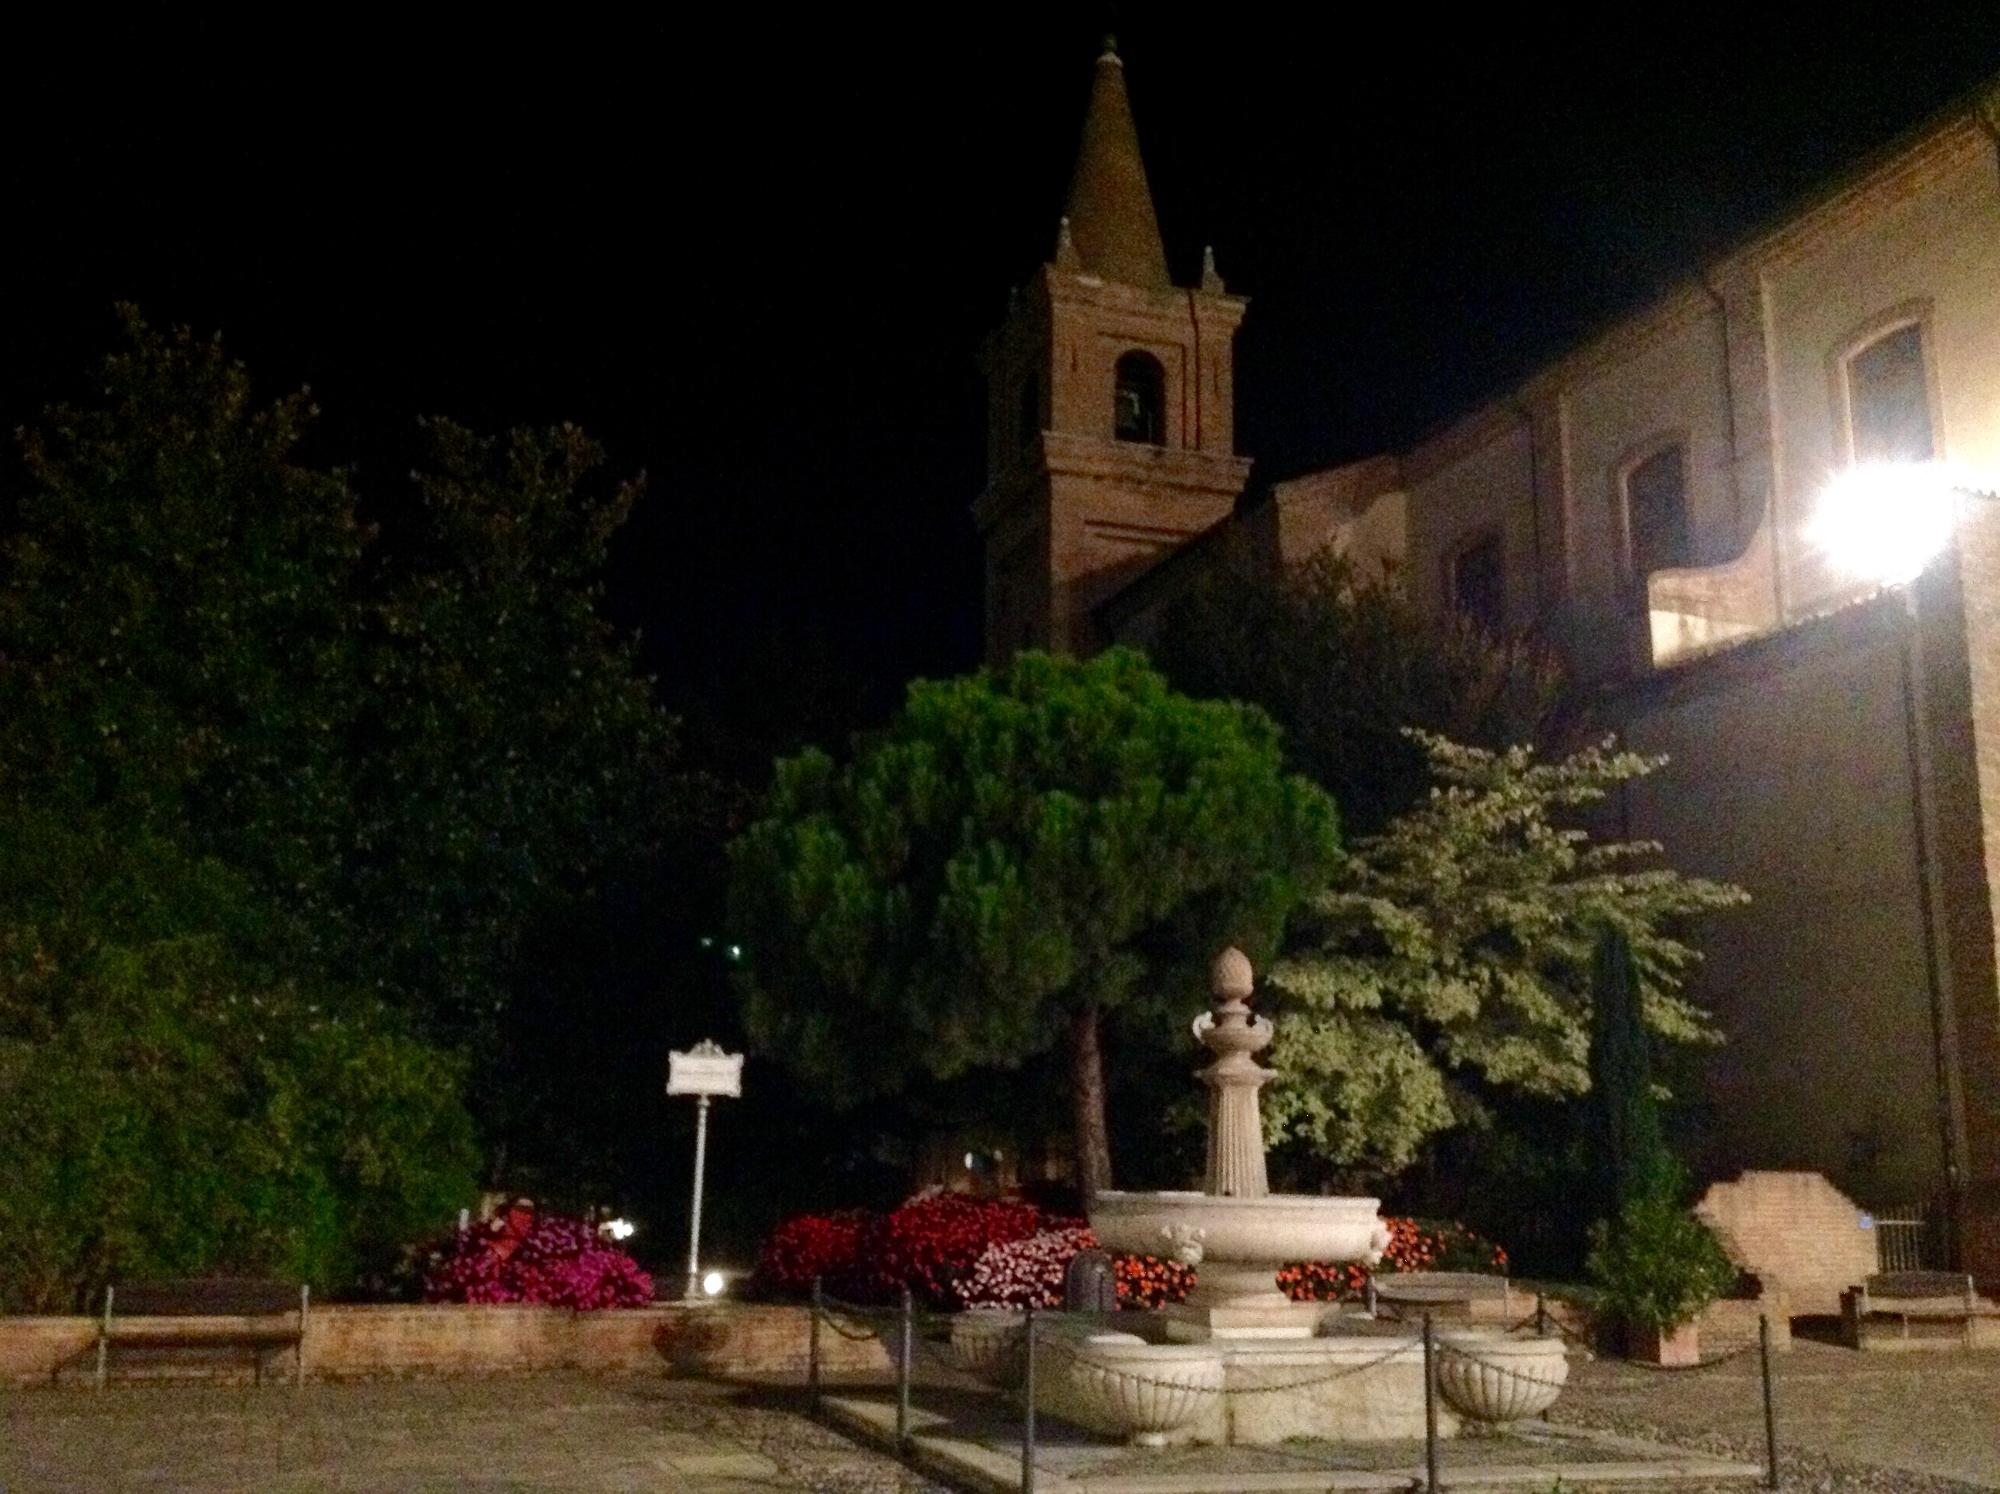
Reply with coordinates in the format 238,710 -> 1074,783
1550,1342 -> 2000,1491
820,1390 -> 1762,1492
0,1374 -> 949,1493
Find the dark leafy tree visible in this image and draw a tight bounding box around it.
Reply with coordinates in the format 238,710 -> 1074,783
0,811 -> 478,1310
728,648 -> 1340,1196
1155,551 -> 1562,834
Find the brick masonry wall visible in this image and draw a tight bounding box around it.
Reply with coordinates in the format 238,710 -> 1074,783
0,1303 -> 891,1386
1696,1171 -> 1878,1316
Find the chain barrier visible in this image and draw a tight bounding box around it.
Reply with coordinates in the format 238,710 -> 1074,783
805,1281 -> 1778,1494
1432,1339 -> 1572,1392
1617,1338 -> 1763,1374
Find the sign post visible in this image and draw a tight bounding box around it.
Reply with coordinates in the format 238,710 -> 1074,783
667,1040 -> 744,1301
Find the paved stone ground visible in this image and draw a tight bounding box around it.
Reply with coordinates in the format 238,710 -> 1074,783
1552,1342 -> 2000,1491
1,1347 -> 1994,1493
0,1375 -> 948,1494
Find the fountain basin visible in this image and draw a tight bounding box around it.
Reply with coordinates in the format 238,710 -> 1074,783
1030,1318 -> 1464,1444
1435,1331 -> 1569,1424
1090,1191 -> 1386,1266
1063,1333 -> 1224,1447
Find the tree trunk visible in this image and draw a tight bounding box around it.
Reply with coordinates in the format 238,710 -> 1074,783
1071,1003 -> 1114,1200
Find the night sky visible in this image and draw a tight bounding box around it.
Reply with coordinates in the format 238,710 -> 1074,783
7,9 -> 1999,768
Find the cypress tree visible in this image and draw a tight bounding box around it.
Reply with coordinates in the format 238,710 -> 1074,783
1587,922 -> 1670,1225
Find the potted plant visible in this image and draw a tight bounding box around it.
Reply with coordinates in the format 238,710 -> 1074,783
1585,1176 -> 1737,1365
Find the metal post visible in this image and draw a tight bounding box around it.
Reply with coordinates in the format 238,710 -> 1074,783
684,1093 -> 712,1299
96,1285 -> 112,1390
808,1276 -> 824,1411
296,1284 -> 310,1388
1422,1311 -> 1439,1494
1899,583 -> 1968,1268
896,1286 -> 913,1454
1021,1306 -> 1037,1494
1535,1291 -> 1550,1337
1760,1314 -> 1779,1490
1364,1274 -> 1378,1317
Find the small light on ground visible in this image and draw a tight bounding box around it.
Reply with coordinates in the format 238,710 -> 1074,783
600,1217 -> 636,1241
701,1269 -> 727,1297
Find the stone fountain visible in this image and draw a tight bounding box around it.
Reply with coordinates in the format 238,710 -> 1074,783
1089,947 -> 1390,1340
1008,946 -> 1570,1446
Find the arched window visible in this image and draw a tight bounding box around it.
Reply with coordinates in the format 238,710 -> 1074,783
1843,321 -> 1934,465
1622,442 -> 1692,583
1113,351 -> 1165,445
1448,529 -> 1507,635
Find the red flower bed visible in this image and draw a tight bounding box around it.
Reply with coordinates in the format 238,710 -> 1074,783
755,1195 -> 1046,1308
1277,1217 -> 1509,1302
757,1203 -> 1503,1312
854,1196 -> 1044,1307
755,1209 -> 868,1295
424,1215 -> 653,1309
1113,1250 -> 1195,1308
957,1224 -> 1197,1310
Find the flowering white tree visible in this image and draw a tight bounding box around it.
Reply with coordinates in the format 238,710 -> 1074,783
1261,733 -> 1747,1180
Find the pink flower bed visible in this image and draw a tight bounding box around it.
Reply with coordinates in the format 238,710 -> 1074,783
423,1215 -> 653,1309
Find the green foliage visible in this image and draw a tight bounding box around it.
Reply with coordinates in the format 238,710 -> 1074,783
728,648 -> 1340,1181
0,818 -> 476,1311
1156,551 -> 1562,833
2,311 -> 688,1049
1262,733 -> 1747,1181
1587,923 -> 1669,1227
349,417 -> 689,1045
0,311 -> 686,1295
1585,1162 -> 1738,1335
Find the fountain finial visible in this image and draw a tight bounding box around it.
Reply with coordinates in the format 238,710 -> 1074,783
1211,946 -> 1253,1001
1196,946 -> 1274,1198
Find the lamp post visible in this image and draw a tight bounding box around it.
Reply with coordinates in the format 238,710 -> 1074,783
667,1039 -> 744,1301
1809,461 -> 1998,1268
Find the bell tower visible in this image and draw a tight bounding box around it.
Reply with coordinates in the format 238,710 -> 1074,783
976,38 -> 1252,661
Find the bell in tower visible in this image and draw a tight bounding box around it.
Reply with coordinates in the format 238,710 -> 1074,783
975,37 -> 1252,662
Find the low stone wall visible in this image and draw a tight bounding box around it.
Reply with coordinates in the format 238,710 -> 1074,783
0,1317 -> 97,1385
4,1295 -> 1782,1387
0,1302 -> 891,1386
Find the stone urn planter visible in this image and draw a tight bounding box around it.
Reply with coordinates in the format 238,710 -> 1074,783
1628,1320 -> 1700,1366
1436,1332 -> 1569,1424
948,1309 -> 1025,1387
1065,1334 -> 1223,1447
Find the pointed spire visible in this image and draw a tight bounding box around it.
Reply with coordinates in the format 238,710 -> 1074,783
1200,244 -> 1224,293
1058,36 -> 1172,289
1053,215 -> 1081,269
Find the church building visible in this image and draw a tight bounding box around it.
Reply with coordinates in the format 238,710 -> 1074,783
978,43 -> 2000,1281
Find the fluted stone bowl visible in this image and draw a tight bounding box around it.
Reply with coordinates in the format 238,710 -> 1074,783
1064,1334 -> 1224,1447
948,1309 -> 1025,1388
1089,1192 -> 1386,1267
1436,1332 -> 1569,1423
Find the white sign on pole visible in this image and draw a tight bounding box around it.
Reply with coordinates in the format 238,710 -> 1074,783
668,1039 -> 744,1098
667,1039 -> 744,1300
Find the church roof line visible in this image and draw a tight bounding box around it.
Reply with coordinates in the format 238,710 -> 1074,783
1059,36 -> 1174,291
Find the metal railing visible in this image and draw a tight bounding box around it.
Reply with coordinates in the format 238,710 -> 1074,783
1873,1210 -> 1938,1272
803,1279 -> 1785,1494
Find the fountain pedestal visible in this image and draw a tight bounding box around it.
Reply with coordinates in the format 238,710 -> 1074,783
1059,948 -> 1565,1443
1090,948 -> 1388,1340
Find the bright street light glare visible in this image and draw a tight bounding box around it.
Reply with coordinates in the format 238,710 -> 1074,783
1807,461 -> 1977,586
701,1270 -> 727,1297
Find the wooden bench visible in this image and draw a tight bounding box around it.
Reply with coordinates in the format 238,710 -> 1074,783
96,1278 -> 309,1386
1839,1270 -> 2000,1351
1370,1270 -> 1516,1319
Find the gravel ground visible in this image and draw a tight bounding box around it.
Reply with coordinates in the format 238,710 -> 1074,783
0,1375 -> 951,1493
1549,1342 -> 2000,1492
